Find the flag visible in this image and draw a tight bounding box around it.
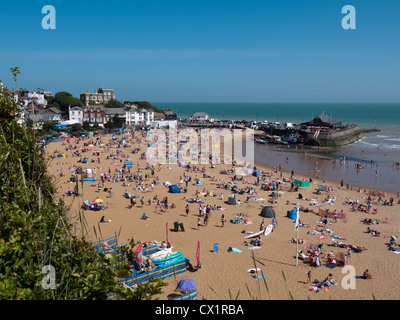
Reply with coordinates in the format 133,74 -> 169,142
166,222 -> 169,247
195,241 -> 201,267
134,241 -> 143,264
295,203 -> 300,231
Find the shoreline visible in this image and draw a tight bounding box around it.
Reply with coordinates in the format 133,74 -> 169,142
252,142 -> 400,194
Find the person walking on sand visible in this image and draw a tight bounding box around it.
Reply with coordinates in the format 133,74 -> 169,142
307,271 -> 311,283
197,218 -> 202,229
185,204 -> 189,216
203,214 -> 208,227
221,214 -> 226,227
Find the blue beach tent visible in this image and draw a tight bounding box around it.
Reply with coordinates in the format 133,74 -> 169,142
253,170 -> 261,177
169,184 -> 181,193
289,209 -> 297,220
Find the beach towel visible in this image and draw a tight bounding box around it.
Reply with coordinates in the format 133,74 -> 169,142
229,247 -> 242,253
388,248 -> 400,254
254,275 -> 268,279
332,236 -> 346,241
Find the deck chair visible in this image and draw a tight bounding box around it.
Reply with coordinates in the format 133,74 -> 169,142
168,289 -> 197,300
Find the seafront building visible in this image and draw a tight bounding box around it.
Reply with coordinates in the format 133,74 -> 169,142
18,90 -> 48,108
80,88 -> 115,106
154,109 -> 178,121
68,105 -> 155,127
82,105 -> 107,126
125,108 -> 154,126
68,106 -> 83,124
189,112 -> 209,122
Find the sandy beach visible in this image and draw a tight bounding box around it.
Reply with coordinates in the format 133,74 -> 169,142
45,130 -> 400,300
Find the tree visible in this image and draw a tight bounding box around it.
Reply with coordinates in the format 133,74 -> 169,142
70,123 -> 82,133
82,121 -> 91,131
105,99 -> 124,109
59,96 -> 82,112
41,121 -> 57,133
10,66 -> 21,93
54,91 -> 72,102
0,85 -> 165,300
105,114 -> 124,129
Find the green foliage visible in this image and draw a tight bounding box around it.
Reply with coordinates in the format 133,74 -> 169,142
104,114 -> 124,129
10,66 -> 21,92
46,91 -> 83,115
59,97 -> 83,112
82,121 -> 101,132
105,99 -> 124,109
41,121 -> 57,134
70,123 -> 82,133
0,86 -> 164,300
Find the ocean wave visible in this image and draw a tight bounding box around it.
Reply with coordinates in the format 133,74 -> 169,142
356,140 -> 400,150
384,137 -> 400,142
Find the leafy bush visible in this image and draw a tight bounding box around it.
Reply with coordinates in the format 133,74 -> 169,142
0,86 -> 165,300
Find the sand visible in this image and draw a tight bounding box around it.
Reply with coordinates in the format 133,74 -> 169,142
44,130 -> 400,300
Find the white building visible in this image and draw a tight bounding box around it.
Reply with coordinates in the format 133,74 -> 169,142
126,108 -> 154,126
190,112 -> 209,122
69,106 -> 83,124
150,120 -> 177,129
20,91 -> 48,108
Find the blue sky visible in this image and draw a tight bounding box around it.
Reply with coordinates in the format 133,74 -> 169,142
1,0 -> 399,102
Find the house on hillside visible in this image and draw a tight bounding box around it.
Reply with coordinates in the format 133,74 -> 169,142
80,88 -> 115,106
154,109 -> 177,121
82,105 -> 106,126
190,112 -> 209,122
126,108 -> 154,126
105,107 -> 126,123
69,106 -> 83,124
24,107 -> 62,123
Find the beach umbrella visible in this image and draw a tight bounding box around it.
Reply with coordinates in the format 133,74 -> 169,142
177,279 -> 197,291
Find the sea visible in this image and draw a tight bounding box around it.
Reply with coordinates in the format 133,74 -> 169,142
154,102 -> 400,192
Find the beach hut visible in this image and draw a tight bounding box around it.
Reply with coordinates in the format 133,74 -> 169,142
227,194 -> 236,205
260,206 -> 276,218
169,184 -> 181,193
